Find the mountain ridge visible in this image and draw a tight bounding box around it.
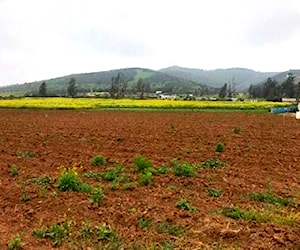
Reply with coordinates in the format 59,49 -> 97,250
1,66 -> 298,97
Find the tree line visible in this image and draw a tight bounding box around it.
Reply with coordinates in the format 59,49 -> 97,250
248,74 -> 300,100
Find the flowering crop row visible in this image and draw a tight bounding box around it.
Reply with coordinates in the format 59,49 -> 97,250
0,97 -> 292,110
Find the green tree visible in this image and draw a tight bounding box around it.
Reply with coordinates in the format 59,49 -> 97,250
281,75 -> 295,98
136,78 -> 151,99
67,78 -> 77,97
219,83 -> 227,98
39,82 -> 47,97
110,72 -> 127,98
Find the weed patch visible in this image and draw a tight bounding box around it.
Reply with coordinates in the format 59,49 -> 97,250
249,191 -> 294,206
9,164 -> 18,177
175,198 -> 198,212
7,233 -> 23,250
33,221 -> 72,246
156,222 -> 186,236
133,155 -> 152,172
215,142 -> 225,153
91,155 -> 105,166
138,216 -> 152,229
207,187 -> 222,197
171,159 -> 197,177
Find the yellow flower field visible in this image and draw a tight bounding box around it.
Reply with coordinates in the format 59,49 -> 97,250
0,97 -> 292,110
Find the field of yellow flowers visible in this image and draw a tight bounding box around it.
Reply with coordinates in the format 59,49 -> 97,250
0,97 -> 292,110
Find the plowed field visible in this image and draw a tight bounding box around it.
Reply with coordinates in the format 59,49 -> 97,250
0,110 -> 299,249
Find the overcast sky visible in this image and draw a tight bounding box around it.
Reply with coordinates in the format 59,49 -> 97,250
0,0 -> 300,86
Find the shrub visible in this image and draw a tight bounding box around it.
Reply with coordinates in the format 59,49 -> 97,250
175,198 -> 197,212
215,142 -> 225,153
7,233 -> 23,250
133,156 -> 152,172
207,187 -> 222,197
10,164 -> 18,177
91,155 -> 105,166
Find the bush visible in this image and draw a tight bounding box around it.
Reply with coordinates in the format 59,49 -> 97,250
91,155 -> 105,166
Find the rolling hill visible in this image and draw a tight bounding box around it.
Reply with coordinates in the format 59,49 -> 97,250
160,66 -> 277,91
0,66 -> 291,97
0,68 -> 212,97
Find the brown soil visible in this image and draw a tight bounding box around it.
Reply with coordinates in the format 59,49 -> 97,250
0,110 -> 299,249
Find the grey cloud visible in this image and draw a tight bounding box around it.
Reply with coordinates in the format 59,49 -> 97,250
67,27 -> 152,58
241,10 -> 300,46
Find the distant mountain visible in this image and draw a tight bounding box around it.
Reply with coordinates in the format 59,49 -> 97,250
0,67 -> 213,96
266,69 -> 300,84
159,66 -> 277,91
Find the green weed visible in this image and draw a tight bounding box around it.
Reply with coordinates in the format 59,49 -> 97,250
101,165 -> 124,182
220,207 -> 268,222
215,142 -> 225,153
57,169 -> 92,193
33,221 -> 72,246
200,158 -> 224,169
139,170 -> 153,185
17,150 -> 36,158
31,175 -> 55,188
96,224 -> 118,242
207,187 -> 222,197
157,165 -> 169,174
175,198 -> 198,212
9,164 -> 18,177
249,191 -> 293,206
123,182 -> 138,190
133,155 -> 152,172
7,233 -> 23,250
91,155 -> 105,166
156,222 -> 185,236
138,216 -> 152,229
90,187 -> 105,206
171,159 -> 197,177
233,126 -> 241,134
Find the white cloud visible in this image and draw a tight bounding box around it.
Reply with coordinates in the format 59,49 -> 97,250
0,0 -> 300,85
